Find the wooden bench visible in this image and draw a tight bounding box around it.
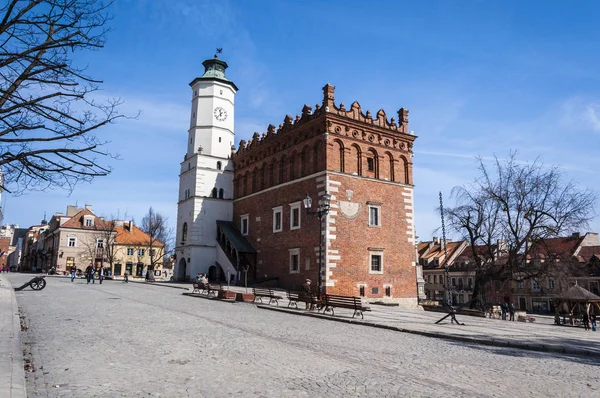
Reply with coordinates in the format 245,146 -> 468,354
191,282 -> 203,293
287,290 -> 319,309
206,283 -> 221,297
322,294 -> 371,319
253,287 -> 283,305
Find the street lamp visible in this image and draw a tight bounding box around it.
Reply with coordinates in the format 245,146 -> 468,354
303,192 -> 331,297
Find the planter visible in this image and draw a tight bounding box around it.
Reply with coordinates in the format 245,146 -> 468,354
218,290 -> 237,300
236,292 -> 255,302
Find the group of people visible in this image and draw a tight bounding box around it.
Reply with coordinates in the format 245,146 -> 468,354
1,266 -> 10,273
69,265 -> 106,284
500,301 -> 516,321
195,273 -> 209,284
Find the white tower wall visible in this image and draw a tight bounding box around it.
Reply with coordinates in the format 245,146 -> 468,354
175,56 -> 237,281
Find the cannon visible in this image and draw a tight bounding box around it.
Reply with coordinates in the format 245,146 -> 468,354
14,275 -> 47,291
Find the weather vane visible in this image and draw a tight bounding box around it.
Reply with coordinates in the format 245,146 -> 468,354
216,47 -> 223,57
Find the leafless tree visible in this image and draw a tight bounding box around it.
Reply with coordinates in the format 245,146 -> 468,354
140,207 -> 169,271
77,217 -> 118,271
445,152 -> 597,309
0,0 -> 126,194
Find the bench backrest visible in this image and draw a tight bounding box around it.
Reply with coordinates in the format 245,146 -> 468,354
324,294 -> 360,307
254,287 -> 272,295
287,290 -> 299,299
208,283 -> 221,290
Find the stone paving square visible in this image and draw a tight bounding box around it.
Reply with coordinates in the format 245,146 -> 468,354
4,274 -> 600,397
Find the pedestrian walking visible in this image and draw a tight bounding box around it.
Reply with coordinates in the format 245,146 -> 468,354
70,266 -> 77,282
85,264 -> 93,284
99,267 -> 104,284
583,311 -> 590,331
591,313 -> 597,332
123,272 -> 129,283
509,302 -> 515,321
500,302 -> 507,320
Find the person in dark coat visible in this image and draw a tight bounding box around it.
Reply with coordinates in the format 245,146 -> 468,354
85,265 -> 94,284
509,302 -> 515,321
583,311 -> 590,331
300,279 -> 315,310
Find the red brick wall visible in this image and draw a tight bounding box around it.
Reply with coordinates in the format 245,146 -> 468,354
232,84 -> 417,300
325,173 -> 416,298
234,177 -> 322,290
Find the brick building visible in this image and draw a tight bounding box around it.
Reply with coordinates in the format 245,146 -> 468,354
175,54 -> 420,305
232,84 -> 418,304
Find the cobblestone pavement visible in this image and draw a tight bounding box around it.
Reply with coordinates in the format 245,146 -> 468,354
8,274 -> 600,397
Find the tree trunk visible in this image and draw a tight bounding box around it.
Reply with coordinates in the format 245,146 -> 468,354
469,270 -> 485,310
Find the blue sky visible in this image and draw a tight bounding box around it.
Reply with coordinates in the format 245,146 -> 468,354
4,0 -> 600,239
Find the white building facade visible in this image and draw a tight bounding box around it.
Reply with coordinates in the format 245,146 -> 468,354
174,54 -> 238,281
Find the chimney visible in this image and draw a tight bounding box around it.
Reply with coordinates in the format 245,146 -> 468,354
129,220 -> 134,233
572,232 -> 581,240
85,204 -> 92,211
433,237 -> 439,244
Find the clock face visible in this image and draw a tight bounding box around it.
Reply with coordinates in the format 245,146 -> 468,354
214,106 -> 227,121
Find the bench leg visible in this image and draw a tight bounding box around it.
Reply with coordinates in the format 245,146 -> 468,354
323,306 -> 334,316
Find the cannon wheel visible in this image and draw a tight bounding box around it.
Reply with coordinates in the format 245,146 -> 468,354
30,278 -> 47,290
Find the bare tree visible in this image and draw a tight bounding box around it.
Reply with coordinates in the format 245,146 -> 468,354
140,207 -> 169,271
77,217 -> 118,271
445,152 -> 597,309
0,0 -> 125,194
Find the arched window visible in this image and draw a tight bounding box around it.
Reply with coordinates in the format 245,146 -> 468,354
212,187 -> 217,198
279,155 -> 286,183
218,188 -> 224,199
182,222 -> 188,242
243,173 -> 248,196
216,161 -> 222,170
333,140 -> 344,172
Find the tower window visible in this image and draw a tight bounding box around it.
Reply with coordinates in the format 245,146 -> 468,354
367,158 -> 374,171
182,222 -> 188,242
218,188 -> 224,199
219,137 -> 222,143
212,187 -> 217,198
217,161 -> 222,170
220,90 -> 223,95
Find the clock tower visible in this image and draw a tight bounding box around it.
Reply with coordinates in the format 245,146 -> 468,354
175,53 -> 239,281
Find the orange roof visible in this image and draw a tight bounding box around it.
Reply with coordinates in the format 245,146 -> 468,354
59,208 -> 112,230
115,223 -> 164,247
527,235 -> 583,260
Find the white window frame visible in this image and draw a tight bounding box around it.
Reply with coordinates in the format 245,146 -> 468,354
368,205 -> 381,227
289,248 -> 300,274
85,218 -> 93,227
68,236 -> 76,247
272,206 -> 283,233
240,214 -> 249,236
127,247 -> 134,256
96,238 -> 104,249
368,249 -> 384,274
289,202 -> 301,230
138,248 -> 145,257
548,278 -> 555,289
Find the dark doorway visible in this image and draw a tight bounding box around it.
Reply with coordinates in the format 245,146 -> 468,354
519,297 -> 526,310
208,265 -> 217,281
114,263 -> 122,276
177,258 -> 187,281
136,263 -> 144,277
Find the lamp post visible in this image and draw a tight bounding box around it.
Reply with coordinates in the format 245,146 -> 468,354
303,192 -> 331,298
